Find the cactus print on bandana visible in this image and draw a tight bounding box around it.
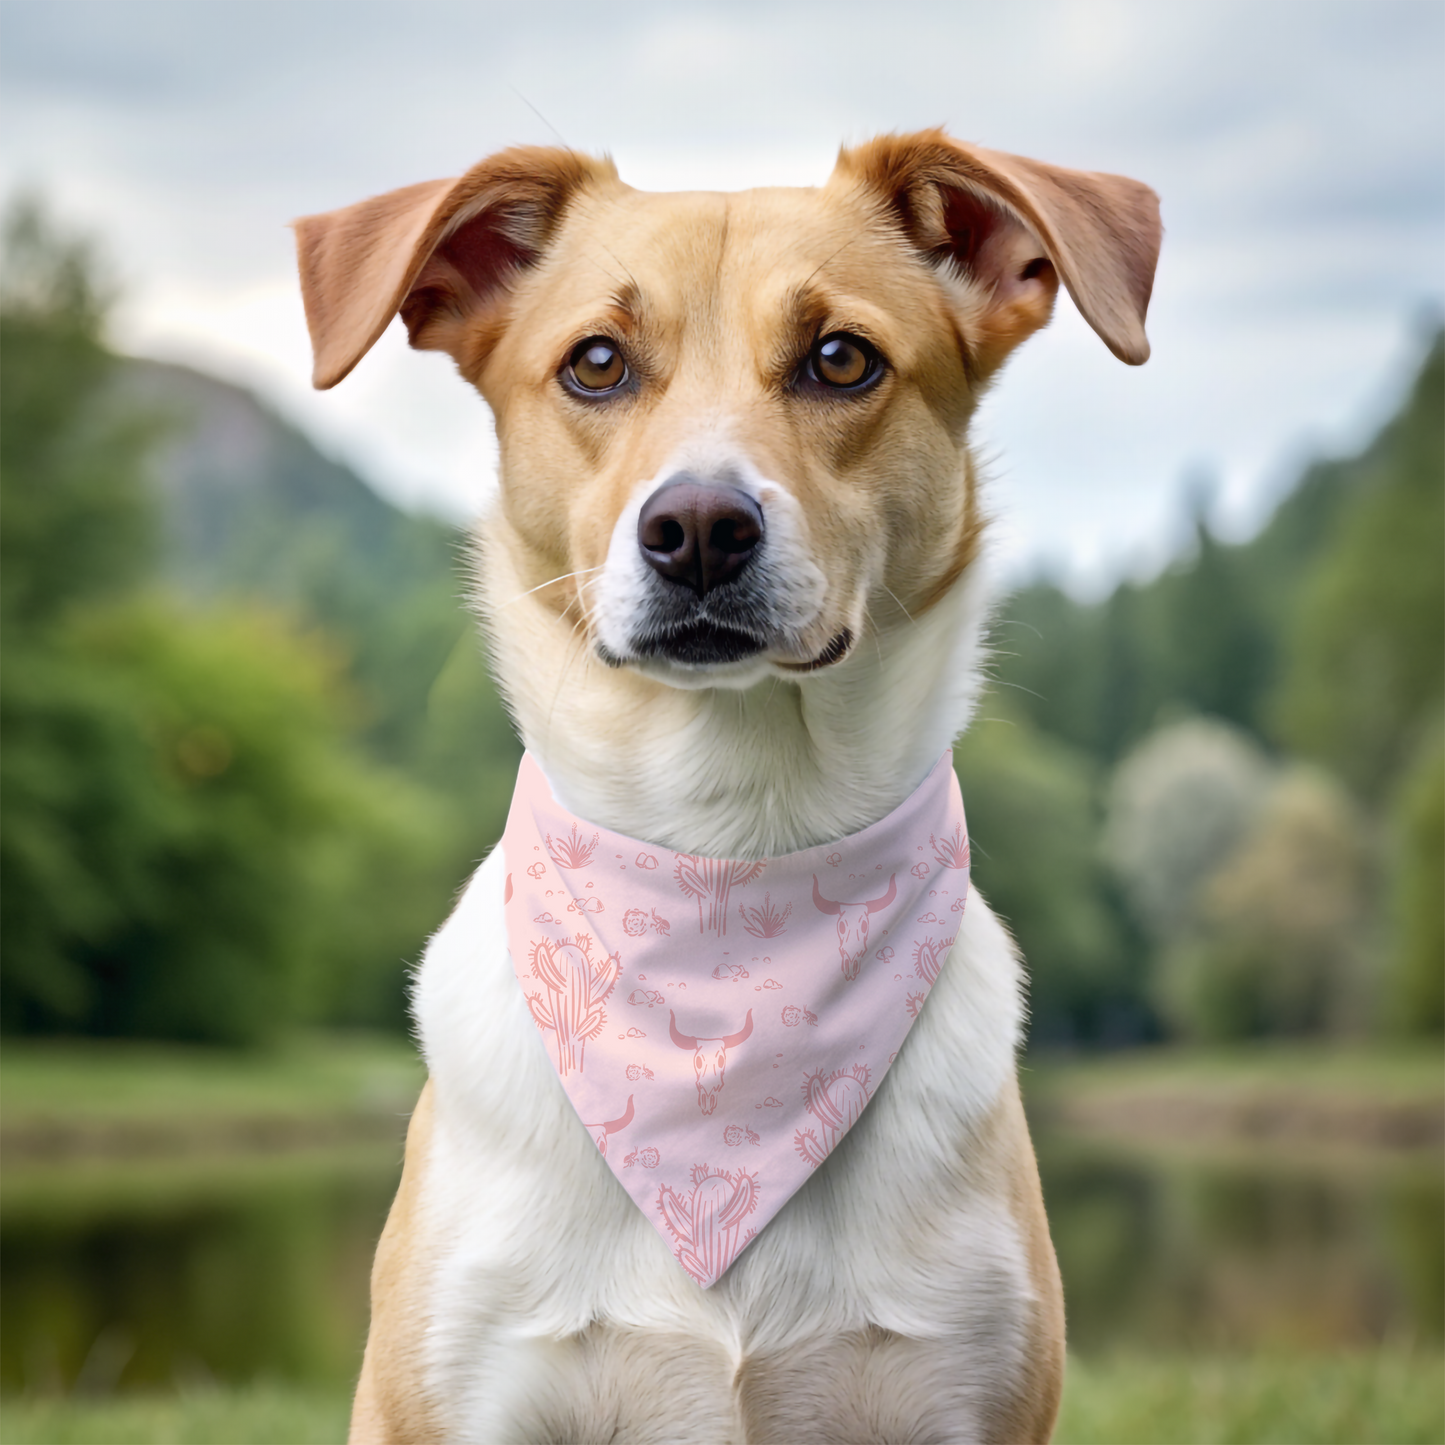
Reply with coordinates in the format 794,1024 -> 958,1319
502,750 -> 968,1287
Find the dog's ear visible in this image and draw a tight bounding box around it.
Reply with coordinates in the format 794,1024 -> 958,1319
834,130 -> 1160,374
293,147 -> 615,389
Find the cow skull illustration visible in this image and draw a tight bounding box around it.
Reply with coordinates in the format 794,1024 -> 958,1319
669,1009 -> 754,1115
811,874 -> 898,980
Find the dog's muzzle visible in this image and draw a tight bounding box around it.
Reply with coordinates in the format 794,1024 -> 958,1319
629,475 -> 770,665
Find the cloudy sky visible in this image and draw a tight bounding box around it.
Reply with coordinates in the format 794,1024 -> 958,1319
3,0 -> 1441,592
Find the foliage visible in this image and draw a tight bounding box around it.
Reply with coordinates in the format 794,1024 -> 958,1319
954,706 -> 1145,1044
1273,335 -> 1445,803
1387,716 -> 1445,1034
0,201 -> 459,1042
1104,718 -> 1273,945
1,602 -> 448,1042
0,199 -> 156,629
990,331 -> 1443,1043
1154,769 -> 1372,1040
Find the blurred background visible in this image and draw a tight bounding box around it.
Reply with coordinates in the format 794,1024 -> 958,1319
0,2 -> 1440,1442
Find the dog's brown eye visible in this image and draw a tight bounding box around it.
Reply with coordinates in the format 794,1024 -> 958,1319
811,333 -> 879,390
566,337 -> 627,393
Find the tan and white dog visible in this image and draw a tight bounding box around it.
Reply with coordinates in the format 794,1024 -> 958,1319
295,130 -> 1159,1445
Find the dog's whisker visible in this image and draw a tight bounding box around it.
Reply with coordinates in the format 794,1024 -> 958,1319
880,586 -> 918,628
499,567 -> 604,609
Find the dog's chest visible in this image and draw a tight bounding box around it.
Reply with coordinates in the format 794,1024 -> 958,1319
412,850 -> 1035,1442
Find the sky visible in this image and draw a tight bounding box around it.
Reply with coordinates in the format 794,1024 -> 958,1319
2,0 -> 1441,593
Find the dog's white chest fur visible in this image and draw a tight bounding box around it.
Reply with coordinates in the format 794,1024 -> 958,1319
413,839 -> 1034,1443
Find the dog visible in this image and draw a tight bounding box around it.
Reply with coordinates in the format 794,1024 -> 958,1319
294,128 -> 1159,1444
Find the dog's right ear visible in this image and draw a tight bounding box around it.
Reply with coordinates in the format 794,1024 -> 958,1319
293,147 -> 615,389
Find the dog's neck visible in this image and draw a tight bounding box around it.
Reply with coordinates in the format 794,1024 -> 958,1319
481,533 -> 992,859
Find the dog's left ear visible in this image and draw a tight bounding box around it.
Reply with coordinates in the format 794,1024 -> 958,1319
294,147 -> 616,389
834,130 -> 1161,374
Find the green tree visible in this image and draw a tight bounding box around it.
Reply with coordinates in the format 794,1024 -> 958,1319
955,704 -> 1144,1045
1387,716 -> 1445,1034
0,200 -> 453,1042
1273,334 -> 1445,803
0,196 -> 156,627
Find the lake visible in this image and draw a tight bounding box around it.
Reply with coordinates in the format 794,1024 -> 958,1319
2,1124 -> 1440,1395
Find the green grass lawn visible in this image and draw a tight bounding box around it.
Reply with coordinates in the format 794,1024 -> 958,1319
1056,1350 -> 1445,1445
1023,1038 -> 1444,1161
0,1384 -> 349,1445
1,1033 -> 425,1138
2,1352 -> 1440,1445
1024,1038 -> 1444,1103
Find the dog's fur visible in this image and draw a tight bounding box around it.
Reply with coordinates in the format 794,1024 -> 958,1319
295,130 -> 1160,1444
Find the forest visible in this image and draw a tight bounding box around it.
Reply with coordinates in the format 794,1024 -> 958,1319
3,199 -> 1441,1052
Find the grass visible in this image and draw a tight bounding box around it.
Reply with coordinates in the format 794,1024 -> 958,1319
1,1033 -> 425,1137
1,1353 -> 1440,1445
1024,1038 -> 1445,1102
0,1385 -> 350,1445
1055,1350 -> 1445,1445
1,1033 -> 425,1218
1023,1038 -> 1444,1161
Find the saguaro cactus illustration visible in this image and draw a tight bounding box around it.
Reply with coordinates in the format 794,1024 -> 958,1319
675,855 -> 767,935
657,1164 -> 760,1285
525,932 -> 621,1076
794,1064 -> 872,1167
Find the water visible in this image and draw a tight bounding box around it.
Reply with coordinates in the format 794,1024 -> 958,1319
2,1136 -> 1439,1394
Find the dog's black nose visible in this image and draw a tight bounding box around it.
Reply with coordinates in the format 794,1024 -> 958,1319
637,477 -> 763,597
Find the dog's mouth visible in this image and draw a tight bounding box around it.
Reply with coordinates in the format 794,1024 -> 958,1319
774,629 -> 853,672
599,625 -> 853,674
630,621 -> 768,667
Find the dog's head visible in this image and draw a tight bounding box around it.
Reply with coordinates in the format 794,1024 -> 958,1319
295,132 -> 1158,692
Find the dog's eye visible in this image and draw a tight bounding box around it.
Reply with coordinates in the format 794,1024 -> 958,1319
809,333 -> 881,391
565,337 -> 627,394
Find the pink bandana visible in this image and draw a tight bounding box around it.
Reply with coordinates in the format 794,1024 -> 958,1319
501,751 -> 969,1287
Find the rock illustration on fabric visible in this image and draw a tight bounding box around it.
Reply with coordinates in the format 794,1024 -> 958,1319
739,893 -> 792,938
931,825 -> 970,870
913,934 -> 955,987
811,874 -> 898,979
582,1096 -> 634,1156
675,855 -> 767,936
669,1009 -> 754,1114
627,988 -> 665,1007
712,962 -> 749,981
794,1064 -> 872,1167
525,933 -> 621,1076
547,822 -> 599,869
658,1165 -> 761,1285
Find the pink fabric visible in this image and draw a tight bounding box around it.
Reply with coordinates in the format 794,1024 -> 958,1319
501,751 -> 969,1287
